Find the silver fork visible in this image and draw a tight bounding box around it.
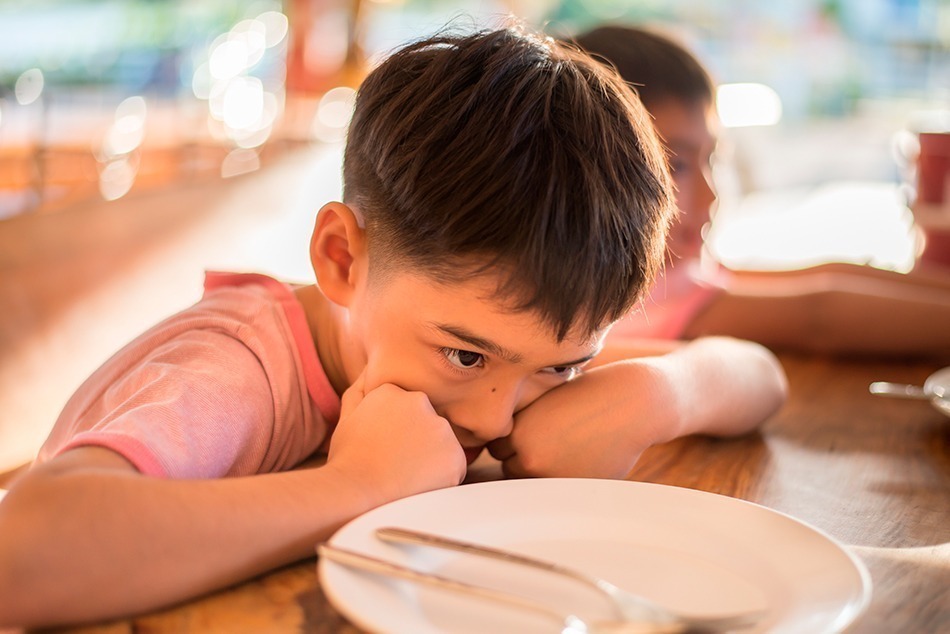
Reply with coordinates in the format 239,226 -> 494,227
320,543 -> 693,633
375,526 -> 763,632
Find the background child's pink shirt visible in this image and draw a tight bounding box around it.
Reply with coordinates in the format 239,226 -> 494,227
609,263 -> 728,340
35,272 -> 341,479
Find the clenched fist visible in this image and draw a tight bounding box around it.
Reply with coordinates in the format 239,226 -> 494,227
326,371 -> 466,507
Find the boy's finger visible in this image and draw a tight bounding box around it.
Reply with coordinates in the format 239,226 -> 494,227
498,454 -> 526,479
486,436 -> 515,462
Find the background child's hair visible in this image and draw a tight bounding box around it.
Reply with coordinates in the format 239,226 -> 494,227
343,23 -> 674,339
573,25 -> 714,110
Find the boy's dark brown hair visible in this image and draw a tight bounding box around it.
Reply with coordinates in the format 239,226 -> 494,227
343,24 -> 674,339
573,25 -> 715,110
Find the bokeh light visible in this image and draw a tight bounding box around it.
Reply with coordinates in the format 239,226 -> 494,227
716,83 -> 783,128
194,10 -> 290,152
98,157 -> 138,201
258,11 -> 289,48
14,68 -> 45,106
221,148 -> 261,178
310,86 -> 357,143
102,96 -> 147,158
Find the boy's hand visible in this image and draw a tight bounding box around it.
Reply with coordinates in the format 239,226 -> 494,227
326,371 -> 466,506
487,364 -> 664,479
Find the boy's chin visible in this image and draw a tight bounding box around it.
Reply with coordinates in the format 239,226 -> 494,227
464,446 -> 485,464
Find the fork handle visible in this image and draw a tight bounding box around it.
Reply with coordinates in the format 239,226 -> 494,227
377,526 -> 590,583
377,527 -> 679,623
318,543 -> 585,632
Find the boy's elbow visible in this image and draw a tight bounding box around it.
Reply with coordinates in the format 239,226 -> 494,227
735,337 -> 788,427
688,336 -> 788,435
0,476 -> 87,629
0,490 -> 53,627
754,339 -> 789,413
0,549 -> 33,627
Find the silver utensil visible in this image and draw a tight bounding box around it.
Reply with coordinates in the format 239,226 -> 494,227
319,543 -> 711,633
869,366 -> 950,417
869,382 -> 931,399
375,527 -> 762,632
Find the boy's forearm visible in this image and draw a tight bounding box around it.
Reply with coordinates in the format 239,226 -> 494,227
649,336 -> 788,441
498,337 -> 787,479
0,449 -> 374,628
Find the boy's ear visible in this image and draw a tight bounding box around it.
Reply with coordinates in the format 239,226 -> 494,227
309,202 -> 367,307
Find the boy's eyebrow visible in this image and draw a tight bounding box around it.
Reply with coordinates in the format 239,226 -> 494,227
432,323 -> 602,367
434,323 -> 524,364
554,350 -> 602,368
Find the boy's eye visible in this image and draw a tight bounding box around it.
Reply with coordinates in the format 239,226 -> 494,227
442,348 -> 485,370
543,365 -> 580,380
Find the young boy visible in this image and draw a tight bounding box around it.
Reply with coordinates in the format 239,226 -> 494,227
0,25 -> 786,627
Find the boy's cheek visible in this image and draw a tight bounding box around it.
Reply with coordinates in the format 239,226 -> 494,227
359,357 -> 413,393
360,358 -> 441,401
358,363 -> 389,394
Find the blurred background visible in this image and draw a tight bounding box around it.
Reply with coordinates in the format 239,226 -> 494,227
1,0 -> 947,217
0,0 -> 948,470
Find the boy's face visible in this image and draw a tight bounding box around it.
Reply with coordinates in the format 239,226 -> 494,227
347,266 -> 605,463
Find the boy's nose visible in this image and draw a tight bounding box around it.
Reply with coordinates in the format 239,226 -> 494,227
450,386 -> 522,442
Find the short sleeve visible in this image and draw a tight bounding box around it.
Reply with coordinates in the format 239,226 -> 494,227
38,273 -> 336,478
58,329 -> 277,479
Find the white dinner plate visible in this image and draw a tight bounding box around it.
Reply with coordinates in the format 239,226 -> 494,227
319,479 -> 871,634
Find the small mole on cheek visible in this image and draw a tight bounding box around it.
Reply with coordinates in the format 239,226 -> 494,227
491,387 -> 497,393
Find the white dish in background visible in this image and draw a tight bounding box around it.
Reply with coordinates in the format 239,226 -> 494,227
319,479 -> 871,634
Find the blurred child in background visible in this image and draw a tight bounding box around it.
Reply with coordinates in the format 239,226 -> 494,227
575,25 -> 950,360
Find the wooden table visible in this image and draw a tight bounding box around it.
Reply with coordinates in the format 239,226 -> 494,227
28,353 -> 950,633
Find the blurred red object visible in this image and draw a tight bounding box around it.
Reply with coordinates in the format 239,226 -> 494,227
920,227 -> 950,268
917,131 -> 950,205
914,204 -> 950,269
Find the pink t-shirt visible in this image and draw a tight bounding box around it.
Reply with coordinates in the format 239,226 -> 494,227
36,272 -> 341,479
609,263 -> 727,340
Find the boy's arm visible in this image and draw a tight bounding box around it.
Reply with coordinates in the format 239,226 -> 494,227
0,448 -> 372,626
0,379 -> 466,629
488,337 -> 787,479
